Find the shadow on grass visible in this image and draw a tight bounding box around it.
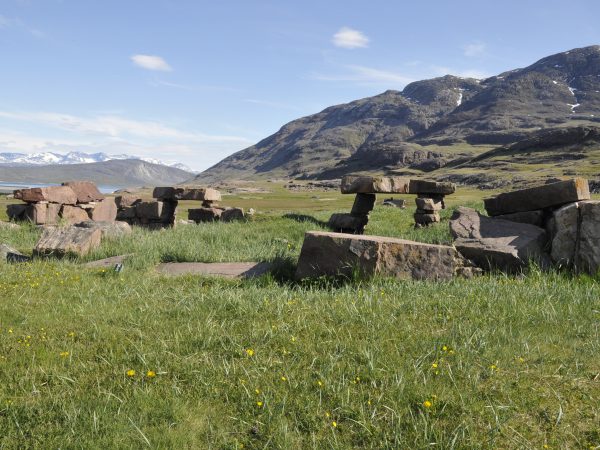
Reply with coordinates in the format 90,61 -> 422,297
282,213 -> 329,228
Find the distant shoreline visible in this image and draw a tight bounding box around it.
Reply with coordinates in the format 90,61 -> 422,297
0,182 -> 121,194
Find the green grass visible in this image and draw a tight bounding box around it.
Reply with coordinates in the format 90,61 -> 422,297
1,193 -> 599,448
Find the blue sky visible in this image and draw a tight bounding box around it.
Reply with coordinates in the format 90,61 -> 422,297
1,0 -> 599,171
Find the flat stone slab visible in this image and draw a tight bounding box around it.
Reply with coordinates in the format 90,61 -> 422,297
62,181 -> 105,203
156,262 -> 271,278
484,178 -> 590,216
295,231 -> 470,280
84,254 -> 133,268
153,187 -> 221,201
14,186 -> 78,204
34,226 -> 102,257
450,207 -> 550,272
341,176 -> 455,195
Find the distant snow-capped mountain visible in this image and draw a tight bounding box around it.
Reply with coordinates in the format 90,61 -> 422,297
0,151 -> 197,173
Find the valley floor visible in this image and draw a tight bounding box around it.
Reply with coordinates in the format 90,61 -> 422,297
0,186 -> 599,448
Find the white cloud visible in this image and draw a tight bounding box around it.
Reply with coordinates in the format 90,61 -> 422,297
311,64 -> 413,86
463,41 -> 486,58
131,54 -> 172,71
332,27 -> 369,49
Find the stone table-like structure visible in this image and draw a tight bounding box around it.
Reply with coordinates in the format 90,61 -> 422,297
329,175 -> 456,233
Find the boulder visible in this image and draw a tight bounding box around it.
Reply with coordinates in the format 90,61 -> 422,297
450,207 -> 550,272
415,197 -> 443,211
136,201 -> 177,221
1,243 -> 29,263
495,210 -> 545,227
328,213 -> 369,233
34,226 -> 102,257
414,212 -> 441,225
152,187 -> 221,201
350,194 -> 376,215
89,198 -> 117,222
75,221 -> 132,238
115,194 -> 142,208
62,181 -> 105,203
14,186 -> 78,205
341,176 -> 455,195
484,178 -> 590,216
188,207 -> 224,222
551,200 -> 600,274
24,203 -> 48,225
60,205 -> 91,225
6,204 -> 26,220
221,207 -> 245,222
116,206 -> 137,220
295,231 -> 470,281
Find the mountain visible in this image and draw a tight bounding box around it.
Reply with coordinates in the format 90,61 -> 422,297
193,45 -> 600,183
0,159 -> 194,187
0,151 -> 197,173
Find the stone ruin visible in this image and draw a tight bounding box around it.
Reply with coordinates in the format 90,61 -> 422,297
7,182 -> 117,225
114,187 -> 244,228
297,177 -> 600,280
328,175 -> 455,233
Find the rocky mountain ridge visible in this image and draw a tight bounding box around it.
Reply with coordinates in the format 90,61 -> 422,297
194,45 -> 600,183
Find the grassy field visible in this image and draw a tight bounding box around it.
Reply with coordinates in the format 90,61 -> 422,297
1,187 -> 599,449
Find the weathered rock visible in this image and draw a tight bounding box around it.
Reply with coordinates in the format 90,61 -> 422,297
495,210 -> 545,227
188,207 -> 224,222
136,201 -> 177,221
450,207 -> 550,272
46,203 -> 61,224
221,207 -> 245,222
484,178 -> 590,216
60,205 -> 91,225
341,176 -> 455,195
550,200 -> 600,273
84,254 -> 133,268
156,261 -> 271,279
116,206 -> 137,220
415,197 -> 443,211
62,181 -> 105,203
24,203 -> 48,225
153,186 -> 221,201
14,186 -> 78,205
1,243 -> 29,263
350,194 -> 376,215
6,204 -> 26,220
34,226 -> 102,257
328,213 -> 369,233
115,194 -> 142,208
295,231 -> 469,281
89,198 -> 117,222
381,198 -> 406,208
75,221 -> 132,238
414,212 -> 441,225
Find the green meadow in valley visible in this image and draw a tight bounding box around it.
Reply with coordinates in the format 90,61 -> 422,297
0,187 -> 599,449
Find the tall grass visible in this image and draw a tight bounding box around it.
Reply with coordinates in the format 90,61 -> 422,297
0,203 -> 599,448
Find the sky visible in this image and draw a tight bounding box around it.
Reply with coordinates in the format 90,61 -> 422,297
1,0 -> 599,171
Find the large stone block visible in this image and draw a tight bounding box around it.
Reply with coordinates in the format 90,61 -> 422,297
75,220 -> 132,239
295,231 -> 469,280
62,181 -> 105,203
6,204 -> 26,220
328,213 -> 369,233
415,197 -> 443,211
350,193 -> 376,215
153,186 -> 221,201
450,207 -> 550,272
484,178 -> 590,216
551,200 -> 600,274
34,226 -> 102,257
495,210 -> 545,227
340,176 -> 455,195
60,205 -> 91,225
116,206 -> 137,220
188,207 -> 224,222
24,203 -> 48,225
221,207 -> 245,222
14,186 -> 78,205
89,198 -> 117,222
136,201 -> 177,221
115,194 -> 142,208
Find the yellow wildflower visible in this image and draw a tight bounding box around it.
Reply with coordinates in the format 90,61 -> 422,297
332,421 -> 337,427
146,370 -> 156,378
245,348 -> 254,357
423,400 -> 432,408
60,351 -> 69,358
126,369 -> 136,377
256,401 -> 263,407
